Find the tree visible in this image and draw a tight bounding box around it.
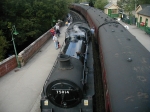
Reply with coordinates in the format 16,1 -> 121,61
117,0 -> 150,14
0,0 -> 69,59
138,0 -> 150,4
0,30 -> 9,61
89,0 -> 94,7
117,0 -> 136,16
94,0 -> 108,10
88,0 -> 96,6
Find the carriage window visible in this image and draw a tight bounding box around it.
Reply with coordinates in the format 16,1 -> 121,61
111,9 -> 117,14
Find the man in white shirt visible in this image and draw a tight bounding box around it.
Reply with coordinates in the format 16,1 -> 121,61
124,25 -> 129,29
90,27 -> 95,36
53,34 -> 58,49
55,23 -> 60,37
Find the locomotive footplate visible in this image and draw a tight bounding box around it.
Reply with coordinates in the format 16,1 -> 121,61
41,98 -> 93,112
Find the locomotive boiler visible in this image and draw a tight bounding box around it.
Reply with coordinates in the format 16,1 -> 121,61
40,22 -> 94,112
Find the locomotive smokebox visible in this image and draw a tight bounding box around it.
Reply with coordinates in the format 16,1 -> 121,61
43,56 -> 84,108
58,54 -> 73,70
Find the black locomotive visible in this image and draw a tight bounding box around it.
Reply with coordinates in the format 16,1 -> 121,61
70,3 -> 150,112
40,21 -> 94,112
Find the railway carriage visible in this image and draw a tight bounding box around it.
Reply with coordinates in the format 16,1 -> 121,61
71,3 -> 150,112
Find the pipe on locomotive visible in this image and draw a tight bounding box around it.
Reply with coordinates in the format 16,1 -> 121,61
42,41 -> 66,96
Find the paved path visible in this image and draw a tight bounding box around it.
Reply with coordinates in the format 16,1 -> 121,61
0,26 -> 68,112
119,20 -> 150,52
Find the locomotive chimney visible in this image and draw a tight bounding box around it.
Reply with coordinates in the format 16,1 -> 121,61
58,54 -> 73,70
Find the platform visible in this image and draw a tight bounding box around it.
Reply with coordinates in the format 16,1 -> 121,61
0,26 -> 67,112
118,20 -> 150,52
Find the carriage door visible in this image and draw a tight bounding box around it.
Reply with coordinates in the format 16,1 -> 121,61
145,18 -> 148,32
145,18 -> 148,27
108,9 -> 111,17
139,16 -> 142,27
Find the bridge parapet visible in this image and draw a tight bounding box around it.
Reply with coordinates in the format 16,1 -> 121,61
0,55 -> 17,77
18,21 -> 63,67
18,30 -> 52,67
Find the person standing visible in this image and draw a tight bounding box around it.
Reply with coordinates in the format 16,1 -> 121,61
90,27 -> 95,36
55,23 -> 60,37
53,34 -> 58,49
50,27 -> 55,36
65,21 -> 68,26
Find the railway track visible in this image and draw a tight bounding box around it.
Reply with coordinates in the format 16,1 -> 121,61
92,37 -> 105,112
70,11 -> 105,112
69,10 -> 86,22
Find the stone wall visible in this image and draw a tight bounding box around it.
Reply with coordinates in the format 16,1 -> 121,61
0,55 -> 17,77
18,30 -> 52,66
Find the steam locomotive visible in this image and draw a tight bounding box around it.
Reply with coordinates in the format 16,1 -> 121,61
40,21 -> 94,112
70,3 -> 150,112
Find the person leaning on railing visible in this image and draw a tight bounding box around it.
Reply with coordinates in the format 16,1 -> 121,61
50,27 -> 56,36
